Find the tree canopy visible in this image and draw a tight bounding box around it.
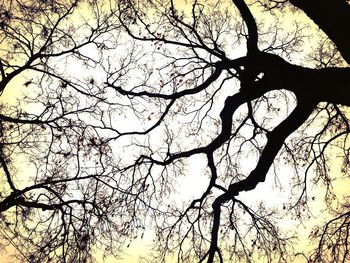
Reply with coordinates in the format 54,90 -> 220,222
0,0 -> 350,262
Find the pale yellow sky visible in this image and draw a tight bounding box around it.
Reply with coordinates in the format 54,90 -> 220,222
0,0 -> 346,262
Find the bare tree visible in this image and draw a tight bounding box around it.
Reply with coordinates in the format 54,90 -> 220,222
1,0 -> 350,262
0,0 -> 123,261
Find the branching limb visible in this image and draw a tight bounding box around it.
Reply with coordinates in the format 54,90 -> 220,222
106,65 -> 223,100
223,100 -> 316,200
232,0 -> 259,54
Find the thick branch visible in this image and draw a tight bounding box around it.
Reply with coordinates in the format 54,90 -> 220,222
217,99 -> 316,201
0,155 -> 16,191
0,60 -> 5,80
0,194 -> 25,212
107,66 -> 223,100
0,196 -> 58,213
228,52 -> 350,107
290,0 -> 350,64
0,114 -> 48,124
232,0 -> 259,54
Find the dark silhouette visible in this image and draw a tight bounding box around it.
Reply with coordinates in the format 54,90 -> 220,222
0,0 -> 349,262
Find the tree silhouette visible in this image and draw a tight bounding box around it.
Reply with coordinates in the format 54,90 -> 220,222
0,0 -> 350,262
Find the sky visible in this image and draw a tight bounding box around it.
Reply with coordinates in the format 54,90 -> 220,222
0,0 -> 348,262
